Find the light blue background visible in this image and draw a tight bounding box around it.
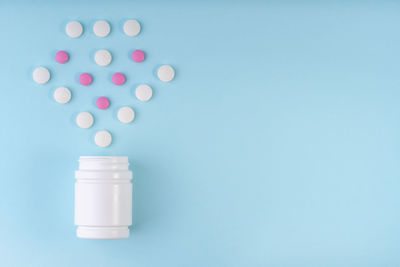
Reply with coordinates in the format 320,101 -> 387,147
1,0 -> 400,266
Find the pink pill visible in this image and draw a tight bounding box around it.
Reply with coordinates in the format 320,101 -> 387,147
79,73 -> 93,86
55,50 -> 69,64
112,72 -> 126,85
131,50 -> 145,63
96,97 -> 110,110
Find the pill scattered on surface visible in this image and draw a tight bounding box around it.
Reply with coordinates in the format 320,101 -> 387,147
54,87 -> 71,104
66,21 -> 83,38
96,96 -> 110,109
157,65 -> 175,82
94,49 -> 112,66
135,84 -> 153,102
33,67 -> 50,84
55,51 -> 69,64
79,73 -> 93,86
76,112 -> 94,129
118,106 -> 135,123
112,73 -> 126,85
93,20 -> 110,37
123,19 -> 141,37
132,50 -> 145,63
95,130 -> 112,147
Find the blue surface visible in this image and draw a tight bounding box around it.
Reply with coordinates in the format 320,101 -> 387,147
1,1 -> 400,266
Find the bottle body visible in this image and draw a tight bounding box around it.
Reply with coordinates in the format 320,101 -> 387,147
74,156 -> 133,239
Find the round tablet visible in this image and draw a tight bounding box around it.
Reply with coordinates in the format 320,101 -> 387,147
54,87 -> 71,104
118,106 -> 135,123
55,51 -> 69,64
131,50 -> 145,63
76,112 -> 94,129
95,130 -> 112,147
96,96 -> 110,109
135,84 -> 152,102
123,19 -> 141,37
66,21 -> 83,38
33,67 -> 50,84
112,73 -> 126,85
94,49 -> 112,66
93,20 -> 110,37
79,73 -> 93,86
157,65 -> 175,82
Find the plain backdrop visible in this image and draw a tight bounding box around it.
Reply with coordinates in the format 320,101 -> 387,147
0,0 -> 400,266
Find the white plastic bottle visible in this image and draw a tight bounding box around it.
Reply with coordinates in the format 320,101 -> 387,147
74,156 -> 133,239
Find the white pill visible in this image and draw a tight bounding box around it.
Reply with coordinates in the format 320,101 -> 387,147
157,65 -> 175,82
118,106 -> 135,123
123,19 -> 141,37
33,67 -> 50,84
66,21 -> 83,38
76,112 -> 94,129
54,87 -> 71,104
94,49 -> 112,66
135,84 -> 153,102
93,20 -> 110,37
95,130 -> 112,147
